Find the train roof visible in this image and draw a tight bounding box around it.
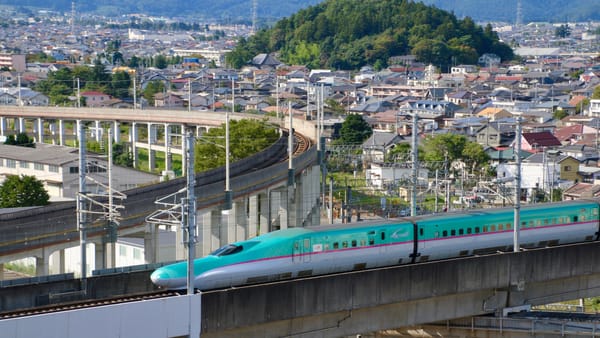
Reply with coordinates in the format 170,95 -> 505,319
303,200 -> 600,233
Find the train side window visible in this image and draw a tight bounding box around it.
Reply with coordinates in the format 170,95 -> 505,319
529,220 -> 534,227
574,216 -> 578,222
552,218 -> 556,224
491,225 -> 496,231
459,229 -> 464,235
451,229 -> 456,236
360,240 -> 366,246
594,208 -> 598,215
536,220 -> 541,226
506,223 -> 511,229
543,219 -> 549,225
369,238 -> 374,245
351,240 -> 357,247
324,244 -> 330,250
581,215 -> 587,221
475,227 -> 480,233
483,226 -> 488,233
498,224 -> 504,230
442,230 -> 448,237
304,239 -> 310,249
333,242 -> 339,249
381,232 -> 386,240
294,242 -> 299,250
419,228 -> 424,236
467,228 -> 472,234
521,222 -> 526,228
342,241 -> 348,248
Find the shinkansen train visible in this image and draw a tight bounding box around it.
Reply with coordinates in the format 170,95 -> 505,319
150,200 -> 600,290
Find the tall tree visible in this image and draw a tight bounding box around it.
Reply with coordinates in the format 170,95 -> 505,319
336,114 -> 372,145
0,175 -> 50,207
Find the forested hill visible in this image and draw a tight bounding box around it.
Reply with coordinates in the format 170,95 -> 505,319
226,0 -> 514,71
421,0 -> 600,23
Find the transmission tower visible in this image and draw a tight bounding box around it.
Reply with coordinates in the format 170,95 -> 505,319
251,0 -> 257,34
516,0 -> 523,27
70,1 -> 76,34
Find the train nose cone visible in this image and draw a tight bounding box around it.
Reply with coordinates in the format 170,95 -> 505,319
150,270 -> 171,287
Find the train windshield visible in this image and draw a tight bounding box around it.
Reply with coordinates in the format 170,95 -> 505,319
210,244 -> 243,256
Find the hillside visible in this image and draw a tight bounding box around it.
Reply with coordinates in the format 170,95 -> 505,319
226,0 -> 514,70
421,0 -> 600,23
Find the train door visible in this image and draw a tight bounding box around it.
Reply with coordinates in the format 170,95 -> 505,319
302,238 -> 311,263
293,240 -> 302,263
293,238 -> 312,263
379,230 -> 386,254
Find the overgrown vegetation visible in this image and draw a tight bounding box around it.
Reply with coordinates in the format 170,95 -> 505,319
194,119 -> 279,172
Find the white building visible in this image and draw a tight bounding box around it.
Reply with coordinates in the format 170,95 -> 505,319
0,143 -> 159,201
366,162 -> 429,190
588,99 -> 600,118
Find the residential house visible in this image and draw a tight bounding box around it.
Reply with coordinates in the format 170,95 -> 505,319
476,121 -> 516,147
81,91 -> 112,107
476,107 -> 513,121
519,131 -> 562,152
362,132 -> 405,163
553,124 -> 598,145
154,92 -> 184,108
588,99 -> 600,118
0,92 -> 17,105
445,90 -> 475,107
365,162 -> 429,191
496,152 -> 580,202
563,183 -> 600,200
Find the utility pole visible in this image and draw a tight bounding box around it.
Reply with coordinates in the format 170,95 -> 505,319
514,115 -> 522,252
411,113 -> 418,217
77,122 -> 87,284
184,132 -> 197,295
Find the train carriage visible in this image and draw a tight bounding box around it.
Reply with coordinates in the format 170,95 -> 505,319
151,200 -> 600,290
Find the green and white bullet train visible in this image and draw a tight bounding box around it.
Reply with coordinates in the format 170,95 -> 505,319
150,200 -> 600,290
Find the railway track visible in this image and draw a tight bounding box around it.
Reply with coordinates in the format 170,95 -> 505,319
0,290 -> 183,319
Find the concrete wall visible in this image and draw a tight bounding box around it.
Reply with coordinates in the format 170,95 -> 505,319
199,241 -> 600,337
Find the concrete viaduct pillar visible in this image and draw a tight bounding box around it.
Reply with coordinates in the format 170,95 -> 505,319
95,239 -> 116,271
148,123 -> 156,172
164,123 -> 172,172
18,117 -> 25,133
0,116 -> 5,137
130,122 -> 138,169
58,119 -> 65,145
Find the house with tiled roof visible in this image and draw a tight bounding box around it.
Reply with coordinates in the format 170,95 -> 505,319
553,124 -> 598,144
476,107 -> 512,121
81,91 -> 111,107
520,131 -> 562,152
563,183 -> 600,200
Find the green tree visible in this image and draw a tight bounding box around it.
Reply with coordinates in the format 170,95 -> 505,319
154,55 -> 168,69
110,71 -> 131,99
592,86 -> 600,99
461,141 -> 490,174
194,119 -> 279,172
335,114 -> 372,145
4,132 -> 34,147
0,175 -> 50,207
555,24 -> 571,38
422,134 -> 467,165
142,81 -> 165,106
